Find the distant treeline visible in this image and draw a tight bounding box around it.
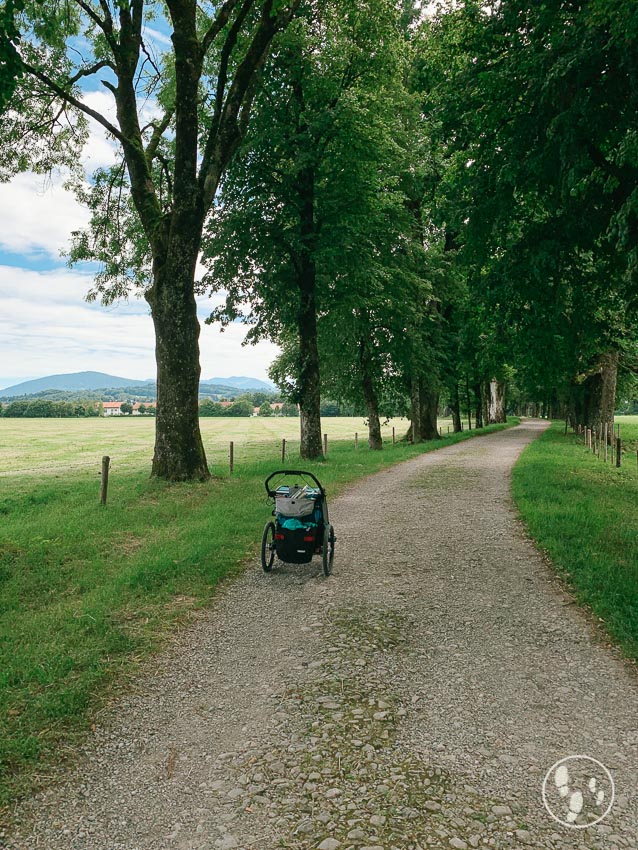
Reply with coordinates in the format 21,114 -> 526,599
0,397 -> 373,418
0,400 -> 102,418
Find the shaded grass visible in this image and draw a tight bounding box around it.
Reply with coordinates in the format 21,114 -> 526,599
512,420 -> 638,662
0,418 -> 516,814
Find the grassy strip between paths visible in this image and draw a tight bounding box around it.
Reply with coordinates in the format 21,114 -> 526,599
0,419 -> 517,815
512,420 -> 638,664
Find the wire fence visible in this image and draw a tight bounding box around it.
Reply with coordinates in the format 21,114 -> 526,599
0,429 -> 416,480
574,421 -> 638,473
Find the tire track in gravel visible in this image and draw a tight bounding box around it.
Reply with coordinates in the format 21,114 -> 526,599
4,420 -> 637,850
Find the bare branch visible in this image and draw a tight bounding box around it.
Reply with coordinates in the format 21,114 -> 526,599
145,109 -> 174,164
69,59 -> 114,85
22,62 -> 126,144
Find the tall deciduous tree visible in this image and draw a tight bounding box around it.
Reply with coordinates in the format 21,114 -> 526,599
203,0 -> 412,457
1,0 -> 299,480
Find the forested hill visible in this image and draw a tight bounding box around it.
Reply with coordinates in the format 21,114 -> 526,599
0,373 -> 273,402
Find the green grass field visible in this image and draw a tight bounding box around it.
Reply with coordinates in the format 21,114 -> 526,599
0,414 -> 509,814
513,416 -> 638,662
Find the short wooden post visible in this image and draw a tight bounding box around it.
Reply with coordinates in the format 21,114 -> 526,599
229,441 -> 234,474
616,437 -> 621,468
323,433 -> 328,456
438,426 -> 442,436
447,425 -> 450,435
354,432 -> 358,450
604,423 -> 608,462
597,429 -> 601,459
100,455 -> 110,505
392,427 -> 395,445
281,438 -> 286,463
564,418 -> 568,435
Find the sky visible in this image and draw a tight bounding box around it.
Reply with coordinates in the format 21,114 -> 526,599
0,91 -> 279,392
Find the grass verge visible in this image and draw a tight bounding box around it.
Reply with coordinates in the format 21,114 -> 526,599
512,420 -> 638,663
0,419 -> 516,816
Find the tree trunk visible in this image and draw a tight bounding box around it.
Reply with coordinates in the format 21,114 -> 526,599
297,291 -> 323,458
488,378 -> 507,424
147,238 -> 209,481
582,351 -> 618,429
481,381 -> 489,427
297,165 -> 323,459
451,382 -> 462,433
359,338 -> 382,450
419,378 -> 440,440
473,382 -> 484,429
410,375 -> 422,443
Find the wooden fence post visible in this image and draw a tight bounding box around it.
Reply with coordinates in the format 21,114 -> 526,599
354,432 -> 358,450
323,433 -> 328,456
100,455 -> 110,505
604,423 -> 608,462
392,427 -> 395,445
616,437 -> 621,468
281,438 -> 286,463
229,441 -> 234,474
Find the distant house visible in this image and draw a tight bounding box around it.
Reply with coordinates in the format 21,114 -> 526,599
253,402 -> 285,416
102,402 -> 125,417
132,402 -> 157,415
101,401 -> 157,416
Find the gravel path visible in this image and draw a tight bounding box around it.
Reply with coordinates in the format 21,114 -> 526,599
4,420 -> 637,850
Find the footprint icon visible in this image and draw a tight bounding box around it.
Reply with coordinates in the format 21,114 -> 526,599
553,763 -> 605,823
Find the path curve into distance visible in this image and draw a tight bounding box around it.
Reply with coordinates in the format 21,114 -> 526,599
6,420 -> 638,850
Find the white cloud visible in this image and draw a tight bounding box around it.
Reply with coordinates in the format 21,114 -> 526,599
0,266 -> 279,383
144,26 -> 173,47
0,172 -> 91,257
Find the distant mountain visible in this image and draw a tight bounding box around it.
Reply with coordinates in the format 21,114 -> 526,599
0,371 -> 148,397
206,376 -> 274,391
0,372 -> 275,402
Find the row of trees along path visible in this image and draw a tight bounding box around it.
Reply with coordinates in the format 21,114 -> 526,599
3,1 -> 636,477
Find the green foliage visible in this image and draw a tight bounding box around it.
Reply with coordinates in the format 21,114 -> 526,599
203,0 -> 428,418
417,0 -> 638,411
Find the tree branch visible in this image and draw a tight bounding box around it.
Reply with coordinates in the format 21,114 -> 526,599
199,0 -> 301,207
69,59 -> 114,85
145,109 -> 174,164
75,0 -> 118,55
22,62 -> 126,143
201,0 -> 243,57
